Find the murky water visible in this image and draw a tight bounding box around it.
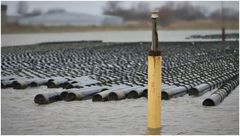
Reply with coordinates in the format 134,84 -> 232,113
1,30 -> 238,46
1,86 -> 238,135
1,30 -> 239,134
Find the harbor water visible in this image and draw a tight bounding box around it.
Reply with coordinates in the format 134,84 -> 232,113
1,30 -> 238,46
1,86 -> 238,135
1,30 -> 239,134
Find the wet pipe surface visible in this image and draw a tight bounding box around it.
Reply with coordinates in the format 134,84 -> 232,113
1,41 -> 239,106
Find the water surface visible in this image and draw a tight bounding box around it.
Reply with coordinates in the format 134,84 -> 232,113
1,30 -> 239,134
1,86 -> 238,135
1,30 -> 238,46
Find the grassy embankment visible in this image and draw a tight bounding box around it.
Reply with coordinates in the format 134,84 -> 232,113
1,20 -> 238,34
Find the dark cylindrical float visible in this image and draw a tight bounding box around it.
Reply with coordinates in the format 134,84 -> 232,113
92,85 -> 129,102
60,91 -> 69,100
64,86 -> 108,101
141,85 -> 178,98
1,80 -> 14,88
47,78 -> 69,88
34,92 -> 62,105
64,82 -> 83,89
127,86 -> 147,99
108,86 -> 142,101
162,86 -> 189,100
203,93 -> 222,106
203,76 -> 239,106
188,83 -> 211,96
12,80 -> 31,89
30,78 -> 48,87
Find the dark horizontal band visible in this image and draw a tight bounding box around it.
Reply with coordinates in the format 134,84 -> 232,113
148,50 -> 162,56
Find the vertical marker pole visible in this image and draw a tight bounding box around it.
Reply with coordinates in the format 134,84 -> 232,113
221,1 -> 225,42
148,11 -> 162,129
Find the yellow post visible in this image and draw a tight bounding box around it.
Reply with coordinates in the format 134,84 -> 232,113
148,53 -> 162,129
148,11 -> 162,129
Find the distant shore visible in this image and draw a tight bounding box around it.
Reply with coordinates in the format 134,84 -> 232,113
1,20 -> 239,34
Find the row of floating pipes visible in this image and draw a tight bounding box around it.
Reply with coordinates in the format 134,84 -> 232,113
34,85 -> 148,104
203,75 -> 239,106
1,41 -> 239,106
33,71 -> 238,106
1,76 -> 99,89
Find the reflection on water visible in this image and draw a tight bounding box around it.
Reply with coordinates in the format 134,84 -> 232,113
147,128 -> 161,135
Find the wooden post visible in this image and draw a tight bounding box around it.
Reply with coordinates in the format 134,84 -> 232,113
148,11 -> 162,129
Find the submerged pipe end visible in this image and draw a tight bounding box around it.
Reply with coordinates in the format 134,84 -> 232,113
108,92 -> 118,101
161,91 -> 170,100
142,89 -> 148,98
127,91 -> 138,99
188,88 -> 199,96
65,84 -> 74,89
60,91 -> 69,100
60,82 -> 71,88
34,94 -> 46,104
30,82 -> 38,87
202,98 -> 215,106
66,93 -> 76,101
47,82 -> 57,88
92,94 -> 103,102
12,81 -> 25,89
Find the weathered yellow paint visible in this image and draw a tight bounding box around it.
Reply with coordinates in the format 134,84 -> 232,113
148,55 -> 162,129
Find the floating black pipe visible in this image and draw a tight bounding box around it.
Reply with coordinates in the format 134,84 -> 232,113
1,80 -> 14,88
64,87 -> 108,101
47,78 -> 69,88
30,78 -> 48,87
64,82 -> 83,89
127,86 -> 147,99
203,76 -> 239,106
188,83 -> 211,96
92,85 -> 129,102
12,80 -> 31,89
60,91 -> 69,100
34,92 -> 62,105
108,86 -> 142,101
162,86 -> 190,100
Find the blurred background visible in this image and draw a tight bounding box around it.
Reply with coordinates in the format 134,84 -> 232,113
1,1 -> 239,33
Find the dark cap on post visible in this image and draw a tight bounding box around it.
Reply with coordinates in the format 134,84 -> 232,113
149,11 -> 161,56
1,5 -> 7,11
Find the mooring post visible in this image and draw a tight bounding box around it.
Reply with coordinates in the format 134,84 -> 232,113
221,1 -> 225,42
148,11 -> 162,129
221,28 -> 225,41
